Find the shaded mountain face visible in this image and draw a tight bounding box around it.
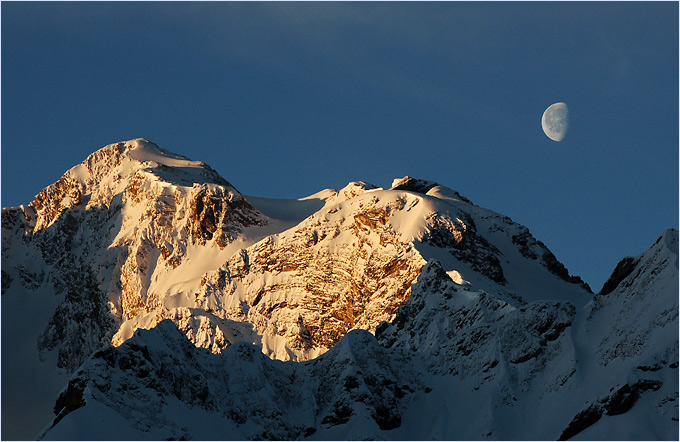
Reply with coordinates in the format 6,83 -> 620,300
2,139 -> 676,440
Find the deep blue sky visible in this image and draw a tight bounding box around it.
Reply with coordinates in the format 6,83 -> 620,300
2,2 -> 678,291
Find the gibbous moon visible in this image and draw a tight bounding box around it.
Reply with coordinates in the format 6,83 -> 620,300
541,102 -> 569,142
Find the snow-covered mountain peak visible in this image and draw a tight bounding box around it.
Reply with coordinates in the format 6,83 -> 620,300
27,139 -> 246,233
4,139 -> 675,440
68,138 -> 233,190
121,138 -> 234,188
124,138 -> 187,161
3,139 -> 267,371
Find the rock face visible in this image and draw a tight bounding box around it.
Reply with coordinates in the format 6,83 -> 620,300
187,186 -> 427,358
2,140 -> 676,440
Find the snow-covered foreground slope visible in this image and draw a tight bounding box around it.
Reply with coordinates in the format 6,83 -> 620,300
39,230 -> 678,440
2,139 -> 676,440
39,321 -> 416,441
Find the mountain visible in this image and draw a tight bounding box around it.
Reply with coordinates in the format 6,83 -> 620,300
2,139 -> 268,439
2,139 -> 676,440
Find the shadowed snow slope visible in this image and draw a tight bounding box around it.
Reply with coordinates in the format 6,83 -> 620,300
2,140 -> 676,440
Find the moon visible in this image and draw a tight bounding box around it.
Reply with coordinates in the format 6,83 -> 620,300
541,102 -> 569,142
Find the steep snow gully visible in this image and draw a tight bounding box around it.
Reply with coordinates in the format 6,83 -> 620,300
2,139 -> 677,440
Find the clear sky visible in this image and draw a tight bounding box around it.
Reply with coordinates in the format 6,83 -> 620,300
2,2 -> 678,292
